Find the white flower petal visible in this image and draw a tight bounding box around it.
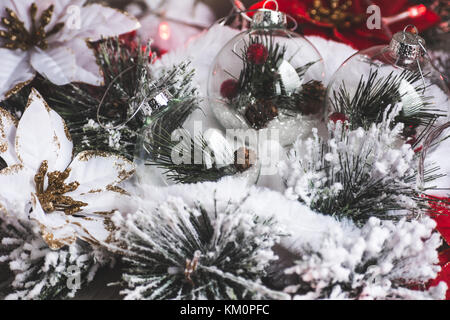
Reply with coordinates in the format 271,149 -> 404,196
34,0 -> 85,32
15,89 -> 60,172
30,195 -> 113,248
0,164 -> 34,215
67,151 -> 135,193
64,38 -> 103,86
0,107 -> 19,166
30,47 -> 77,86
49,109 -> 73,171
68,189 -> 133,215
30,193 -> 76,250
0,49 -> 35,101
66,214 -> 113,245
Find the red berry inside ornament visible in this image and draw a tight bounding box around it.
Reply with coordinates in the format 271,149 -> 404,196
220,79 -> 239,100
246,43 -> 269,65
329,112 -> 348,123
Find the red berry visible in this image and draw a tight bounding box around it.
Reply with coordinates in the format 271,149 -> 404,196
246,43 -> 269,65
329,112 -> 348,123
220,79 -> 239,100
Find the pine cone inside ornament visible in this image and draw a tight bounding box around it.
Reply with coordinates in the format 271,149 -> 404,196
234,147 -> 256,173
244,99 -> 279,129
297,81 -> 326,115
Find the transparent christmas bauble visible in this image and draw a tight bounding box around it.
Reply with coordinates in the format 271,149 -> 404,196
134,95 -> 261,187
207,8 -> 326,146
325,29 -> 450,134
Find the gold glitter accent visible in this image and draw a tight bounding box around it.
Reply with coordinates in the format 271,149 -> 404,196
0,141 -> 7,153
104,218 -> 116,233
308,0 -> 363,29
91,210 -> 116,216
118,168 -> 135,181
0,163 -> 23,175
78,150 -> 112,162
87,189 -> 103,194
34,160 -> 88,215
40,226 -> 75,250
0,3 -> 65,51
70,221 -> 103,247
0,202 -> 7,215
4,79 -> 33,99
63,121 -> 72,142
26,88 -> 52,112
76,151 -> 135,182
0,107 -> 18,126
53,133 -> 60,150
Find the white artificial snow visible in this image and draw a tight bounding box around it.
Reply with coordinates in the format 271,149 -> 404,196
124,176 -> 446,299
280,107 -> 421,219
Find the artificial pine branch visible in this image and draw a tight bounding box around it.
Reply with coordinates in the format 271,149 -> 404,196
140,118 -> 248,184
329,69 -> 446,145
112,195 -> 286,300
225,32 -> 324,129
1,37 -> 199,160
1,35 -> 248,184
0,218 -> 110,300
281,106 -> 446,225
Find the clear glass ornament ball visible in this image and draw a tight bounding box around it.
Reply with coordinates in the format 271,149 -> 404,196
207,13 -> 326,146
134,121 -> 261,187
325,32 -> 450,129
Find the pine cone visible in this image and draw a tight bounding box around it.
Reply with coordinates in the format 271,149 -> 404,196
298,81 -> 326,115
244,99 -> 279,129
234,147 -> 256,173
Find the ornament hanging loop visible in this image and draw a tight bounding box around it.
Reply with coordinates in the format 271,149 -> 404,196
402,24 -> 419,38
263,0 -> 279,11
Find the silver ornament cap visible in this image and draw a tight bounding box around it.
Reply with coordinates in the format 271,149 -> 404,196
251,9 -> 287,29
389,31 -> 426,61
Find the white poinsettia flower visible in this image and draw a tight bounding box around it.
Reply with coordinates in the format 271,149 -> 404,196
0,88 -> 135,249
0,0 -> 140,101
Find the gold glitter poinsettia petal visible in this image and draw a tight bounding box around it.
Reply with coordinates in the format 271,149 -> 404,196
65,151 -> 135,194
0,48 -> 36,101
31,194 -> 76,250
15,88 -> 63,172
0,163 -> 34,214
34,160 -> 87,215
30,192 -> 118,250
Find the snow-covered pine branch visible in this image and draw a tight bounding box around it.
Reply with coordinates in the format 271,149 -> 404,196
280,105 -> 435,224
0,217 -> 111,300
112,189 -> 287,300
